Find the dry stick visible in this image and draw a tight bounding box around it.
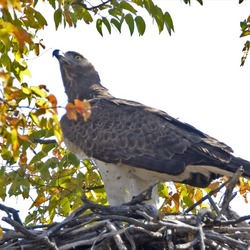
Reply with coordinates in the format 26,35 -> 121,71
0,203 -> 23,225
106,221 -> 127,250
175,237 -> 199,249
196,208 -> 214,250
2,217 -> 59,250
184,179 -> 229,214
216,167 -> 244,219
33,138 -> 57,144
166,229 -> 175,250
214,215 -> 250,227
123,230 -> 136,250
205,230 -> 249,250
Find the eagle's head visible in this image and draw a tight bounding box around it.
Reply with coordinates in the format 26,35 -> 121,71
53,50 -> 102,102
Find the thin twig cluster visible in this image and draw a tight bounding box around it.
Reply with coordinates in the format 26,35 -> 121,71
0,168 -> 250,249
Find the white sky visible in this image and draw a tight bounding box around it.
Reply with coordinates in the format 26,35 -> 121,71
2,0 -> 250,225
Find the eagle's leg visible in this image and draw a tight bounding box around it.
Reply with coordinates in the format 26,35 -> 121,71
95,160 -> 161,207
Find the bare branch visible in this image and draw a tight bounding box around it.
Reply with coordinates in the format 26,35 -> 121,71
72,0 -> 111,10
216,167 -> 244,219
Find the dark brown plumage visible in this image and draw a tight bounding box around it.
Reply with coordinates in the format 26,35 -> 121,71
53,50 -> 250,206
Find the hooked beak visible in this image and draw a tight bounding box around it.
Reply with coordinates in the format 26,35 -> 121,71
53,49 -> 64,59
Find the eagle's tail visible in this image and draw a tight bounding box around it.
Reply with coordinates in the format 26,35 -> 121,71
230,156 -> 250,178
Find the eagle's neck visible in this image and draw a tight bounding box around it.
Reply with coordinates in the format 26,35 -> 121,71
87,83 -> 113,99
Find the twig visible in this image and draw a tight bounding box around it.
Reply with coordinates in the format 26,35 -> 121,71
205,230 -> 249,250
184,179 -> 229,214
33,138 -> 57,144
106,221 -> 127,250
216,167 -> 244,219
0,203 -> 23,225
124,230 -> 136,250
214,215 -> 250,227
196,209 -> 214,250
2,217 -> 59,250
176,237 -> 199,249
166,229 -> 175,250
72,0 -> 111,10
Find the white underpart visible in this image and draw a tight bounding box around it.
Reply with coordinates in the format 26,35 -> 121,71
70,142 -> 234,207
93,159 -> 234,208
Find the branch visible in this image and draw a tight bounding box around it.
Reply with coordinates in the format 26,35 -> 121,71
184,179 -> 229,214
0,203 -> 22,225
72,0 -> 111,10
33,138 -> 57,144
216,167 -> 244,219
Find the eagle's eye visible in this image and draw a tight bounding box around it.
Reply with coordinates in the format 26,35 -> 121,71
74,55 -> 82,60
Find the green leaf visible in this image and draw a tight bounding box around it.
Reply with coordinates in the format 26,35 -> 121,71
125,14 -> 134,35
102,17 -> 111,34
119,1 -> 137,14
81,9 -> 93,24
42,143 -> 56,154
29,144 -> 54,165
20,178 -> 30,199
143,0 -> 154,14
154,6 -> 164,33
54,8 -> 63,30
8,175 -> 21,197
60,196 -> 71,215
240,21 -> 248,31
164,11 -> 174,35
183,196 -> 195,211
96,18 -> 103,36
135,16 -> 146,35
109,8 -> 123,17
29,151 -> 46,165
111,18 -> 121,33
132,0 -> 143,7
34,10 -> 48,27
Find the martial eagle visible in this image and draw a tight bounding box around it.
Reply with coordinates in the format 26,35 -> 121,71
53,50 -> 250,207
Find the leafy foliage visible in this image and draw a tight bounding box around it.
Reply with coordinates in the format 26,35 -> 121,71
240,15 -> 250,66
0,0 -> 249,228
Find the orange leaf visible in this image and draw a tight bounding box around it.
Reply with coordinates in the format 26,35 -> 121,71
30,196 -> 47,208
13,26 -> 32,51
18,134 -> 29,141
39,85 -> 49,92
74,99 -> 91,121
19,152 -> 27,166
66,102 -> 77,121
47,94 -> 58,114
64,10 -> 73,27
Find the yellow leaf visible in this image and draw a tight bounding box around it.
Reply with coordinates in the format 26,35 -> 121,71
11,128 -> 20,153
31,86 -> 47,98
30,196 -> 47,208
53,123 -> 62,143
